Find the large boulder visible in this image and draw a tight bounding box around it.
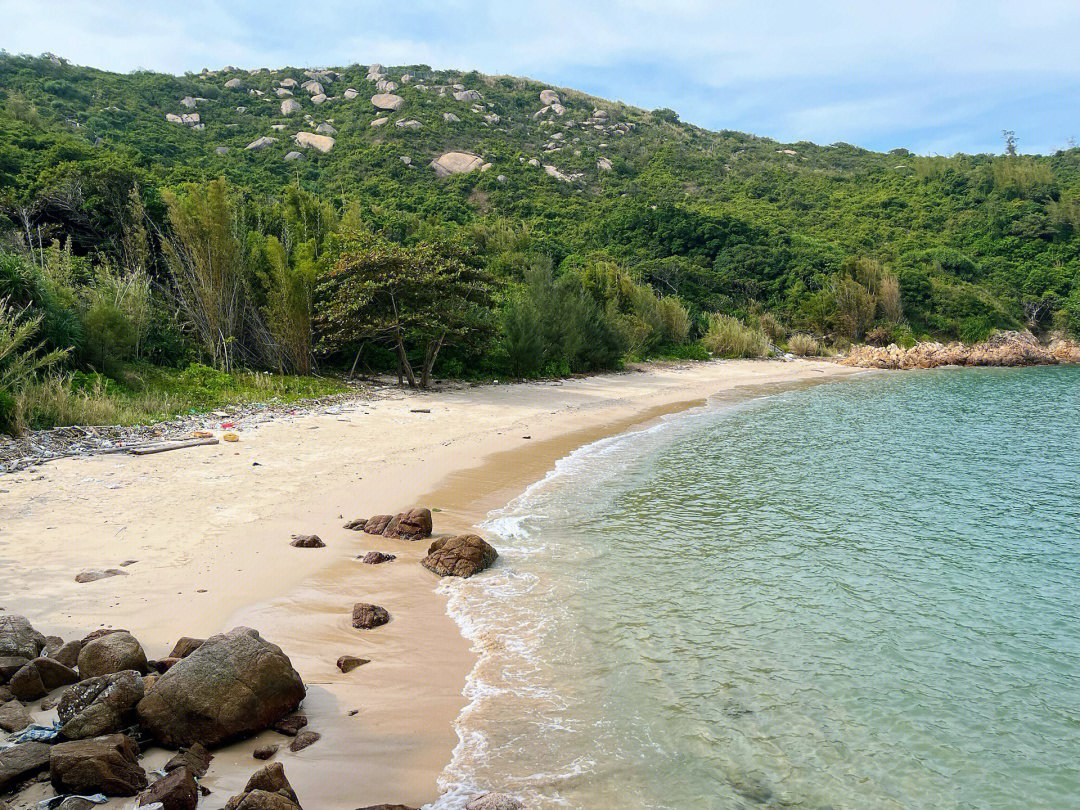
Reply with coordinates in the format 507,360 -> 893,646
295,132 -> 335,153
371,93 -> 404,111
224,762 -> 301,810
163,743 -> 212,778
246,136 -> 279,150
78,631 -> 147,678
9,656 -> 78,701
453,89 -> 482,102
430,152 -> 483,178
49,639 -> 82,669
539,89 -> 560,106
0,741 -> 51,791
421,534 -> 498,578
351,508 -> 432,540
136,627 -> 305,748
0,616 -> 46,681
0,699 -> 31,732
58,670 -> 145,740
281,98 -> 302,115
225,78 -> 244,89
50,734 -> 147,796
351,603 -> 389,630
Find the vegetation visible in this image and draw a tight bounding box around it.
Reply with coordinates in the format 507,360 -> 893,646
1,51 -> 1079,433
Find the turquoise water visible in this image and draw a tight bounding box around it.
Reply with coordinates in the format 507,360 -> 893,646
433,367 -> 1080,810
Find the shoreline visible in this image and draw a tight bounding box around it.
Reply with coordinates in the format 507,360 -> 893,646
0,358 -> 863,809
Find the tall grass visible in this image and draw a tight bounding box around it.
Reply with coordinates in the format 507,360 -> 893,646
702,314 -> 770,358
787,333 -> 820,356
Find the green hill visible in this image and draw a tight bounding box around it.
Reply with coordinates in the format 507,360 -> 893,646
1,51 -> 1079,429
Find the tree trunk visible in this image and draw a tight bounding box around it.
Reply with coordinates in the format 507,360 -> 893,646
349,346 -> 363,378
395,334 -> 417,388
420,333 -> 445,389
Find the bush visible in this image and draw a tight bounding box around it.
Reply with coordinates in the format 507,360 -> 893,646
787,333 -> 819,356
702,314 -> 769,358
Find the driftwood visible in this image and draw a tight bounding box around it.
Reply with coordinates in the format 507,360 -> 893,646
129,437 -> 219,456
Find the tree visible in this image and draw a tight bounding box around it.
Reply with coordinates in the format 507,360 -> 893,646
316,236 -> 494,388
1002,129 -> 1018,156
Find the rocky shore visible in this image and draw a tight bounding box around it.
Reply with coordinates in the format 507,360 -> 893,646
0,508 -> 504,810
840,330 -> 1080,370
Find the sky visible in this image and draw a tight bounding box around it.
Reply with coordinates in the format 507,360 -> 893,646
2,0 -> 1077,155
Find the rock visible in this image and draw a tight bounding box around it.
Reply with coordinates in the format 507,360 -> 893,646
527,158 -> 540,167
75,568 -> 127,583
315,122 -> 336,135
78,631 -> 147,678
57,798 -> 97,810
0,616 -> 46,668
311,94 -> 327,105
50,639 -> 82,668
50,734 -> 146,796
840,329 -> 1068,370
361,551 -> 395,564
351,603 -> 389,630
465,794 -> 524,810
0,699 -> 31,732
169,637 -> 205,659
276,88 -> 293,97
443,112 -> 460,122
400,155 -> 412,166
303,81 -> 324,96
344,88 -> 359,99
0,741 -> 51,791
539,89 -> 560,106
453,89 -> 482,102
287,731 -> 319,752
224,762 -> 300,810
550,103 -> 566,116
481,162 -> 493,172
497,175 -> 507,183
295,132 -> 335,153
225,78 -> 244,89
356,806 -> 418,810
139,766 -> 198,810
271,714 -> 307,737
136,627 -> 305,748
484,114 -> 500,124
289,533 -> 323,547
58,669 -> 145,739
253,744 -> 278,760
10,657 -> 78,701
163,743 -> 212,778
597,157 -> 613,172
395,119 -> 421,129
336,655 -> 369,673
281,98 -> 301,116
421,534 -> 498,578
371,93 -> 404,111
279,78 -> 298,88
180,96 -> 198,108
357,508 -> 433,539
166,113 -> 184,124
247,136 -> 279,150
370,117 -> 388,127
284,151 -> 304,162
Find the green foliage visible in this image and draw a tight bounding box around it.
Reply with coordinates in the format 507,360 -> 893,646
702,314 -> 770,358
0,297 -> 70,433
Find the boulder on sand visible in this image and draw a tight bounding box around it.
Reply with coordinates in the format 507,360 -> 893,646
136,627 -> 305,749
137,764 -> 198,810
0,615 -> 46,681
371,93 -> 404,111
78,631 -> 147,678
0,699 -> 31,733
224,762 -> 301,810
163,743 -> 212,778
348,508 -> 432,540
9,656 -> 78,701
169,637 -> 205,659
336,655 -> 369,673
50,734 -> 146,796
421,534 -> 498,578
0,741 -> 51,792
430,152 -> 483,178
271,714 -> 307,737
49,639 -> 82,669
58,669 -> 145,740
351,603 -> 389,630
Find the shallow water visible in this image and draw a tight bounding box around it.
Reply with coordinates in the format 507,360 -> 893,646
432,367 -> 1080,810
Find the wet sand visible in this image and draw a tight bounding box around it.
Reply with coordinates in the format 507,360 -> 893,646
0,359 -> 861,809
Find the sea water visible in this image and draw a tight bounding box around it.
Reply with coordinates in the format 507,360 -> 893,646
432,367 -> 1080,810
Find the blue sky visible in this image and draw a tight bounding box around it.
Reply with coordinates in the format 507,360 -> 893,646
2,0 -> 1077,155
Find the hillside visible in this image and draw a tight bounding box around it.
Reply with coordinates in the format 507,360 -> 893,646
1,51 -> 1080,429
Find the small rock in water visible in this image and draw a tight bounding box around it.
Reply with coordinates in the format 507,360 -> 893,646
272,713 -> 308,737
465,794 -> 525,810
290,534 -> 325,548
361,551 -> 395,564
253,743 -> 279,760
351,603 -> 389,630
288,730 -> 320,752
336,655 -> 370,673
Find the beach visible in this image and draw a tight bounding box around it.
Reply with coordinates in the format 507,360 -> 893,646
0,358 -> 861,809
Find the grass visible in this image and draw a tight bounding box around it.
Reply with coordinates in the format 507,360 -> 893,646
12,362 -> 349,433
702,314 -> 771,358
787,333 -> 820,356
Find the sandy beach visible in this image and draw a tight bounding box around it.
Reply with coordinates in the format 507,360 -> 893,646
0,358 -> 861,809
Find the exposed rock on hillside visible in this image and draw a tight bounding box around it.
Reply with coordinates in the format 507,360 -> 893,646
246,136 -> 278,150
371,93 -> 404,111
296,132 -> 335,153
281,98 -> 301,115
431,152 -> 483,177
539,89 -> 560,105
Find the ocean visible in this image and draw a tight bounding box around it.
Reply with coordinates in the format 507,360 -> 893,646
432,366 -> 1080,810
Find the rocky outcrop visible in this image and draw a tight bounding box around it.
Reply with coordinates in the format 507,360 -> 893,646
311,94 -> 327,105
351,603 -> 389,630
136,627 -> 305,748
315,122 -> 336,135
430,152 -> 484,178
539,89 -> 560,106
225,78 -> 244,89
465,794 -> 525,810
57,669 -> 145,739
344,88 -> 359,99
370,117 -> 388,127
295,132 -> 335,153
840,330 -> 1080,369
50,734 -> 147,796
371,93 -> 404,111
224,762 -> 301,810
453,89 -> 482,102
78,631 -> 147,678
421,534 -> 498,578
281,98 -> 301,115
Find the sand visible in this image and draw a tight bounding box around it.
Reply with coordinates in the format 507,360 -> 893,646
0,358 -> 862,808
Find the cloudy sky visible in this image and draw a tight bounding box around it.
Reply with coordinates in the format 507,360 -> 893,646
2,0 -> 1077,154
